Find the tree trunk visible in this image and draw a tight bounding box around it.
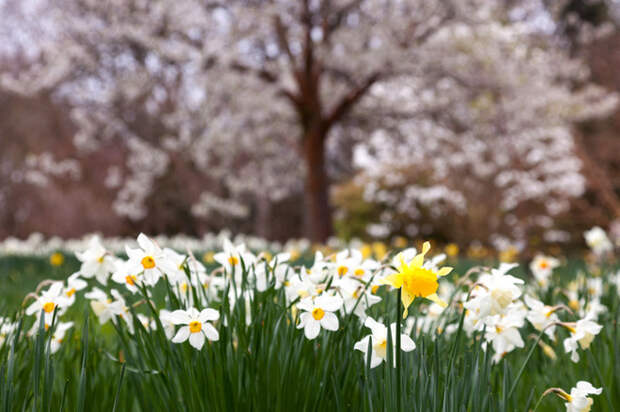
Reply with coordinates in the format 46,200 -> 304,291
303,127 -> 332,242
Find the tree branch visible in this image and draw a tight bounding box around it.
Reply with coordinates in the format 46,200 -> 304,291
324,72 -> 381,132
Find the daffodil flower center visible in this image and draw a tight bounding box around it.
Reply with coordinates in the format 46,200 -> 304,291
374,339 -> 388,358
125,275 -> 136,286
42,302 -> 56,313
401,268 -> 438,298
228,256 -> 239,266
66,288 -> 76,297
312,308 -> 325,320
578,332 -> 595,349
141,256 -> 155,269
189,321 -> 202,333
354,268 -> 365,277
337,266 -> 348,276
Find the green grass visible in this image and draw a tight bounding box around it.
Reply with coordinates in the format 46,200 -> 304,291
0,254 -> 618,411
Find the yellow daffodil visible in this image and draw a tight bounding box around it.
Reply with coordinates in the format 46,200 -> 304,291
49,252 -> 64,267
380,241 -> 452,318
445,243 -> 459,258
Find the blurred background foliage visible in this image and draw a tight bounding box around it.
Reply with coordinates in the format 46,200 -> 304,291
0,0 -> 618,251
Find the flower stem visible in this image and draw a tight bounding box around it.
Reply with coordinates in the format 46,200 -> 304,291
396,288 -> 402,412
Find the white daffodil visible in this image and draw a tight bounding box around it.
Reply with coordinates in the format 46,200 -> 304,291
524,295 -> 559,340
196,272 -> 227,301
585,278 -> 603,300
353,317 -> 415,368
301,251 -> 330,284
564,381 -> 603,412
85,288 -> 124,325
213,239 -> 255,277
466,263 -> 523,318
582,299 -> 607,320
0,318 -> 17,346
76,236 -> 115,285
584,227 -> 613,256
530,255 -> 559,288
111,260 -> 141,293
158,310 -> 177,339
25,282 -> 70,323
162,248 -> 190,283
332,249 -> 364,279
255,252 -> 290,292
296,294 -> 343,340
563,317 -> 603,362
339,278 -> 381,318
109,289 -> 135,334
49,321 -> 74,354
284,274 -> 316,303
125,233 -> 173,286
169,307 -> 220,350
63,272 -> 88,305
483,313 -> 525,363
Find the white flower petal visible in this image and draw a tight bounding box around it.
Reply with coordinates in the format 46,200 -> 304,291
320,312 -> 339,331
400,334 -> 416,352
189,331 -> 205,350
168,310 -> 191,325
202,323 -> 219,341
172,326 -> 190,343
199,308 -> 220,323
304,319 -> 321,340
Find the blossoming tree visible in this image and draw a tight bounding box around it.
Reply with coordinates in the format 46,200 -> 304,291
0,0 -> 616,242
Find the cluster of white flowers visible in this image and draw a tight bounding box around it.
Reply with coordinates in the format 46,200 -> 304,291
10,224 -> 614,412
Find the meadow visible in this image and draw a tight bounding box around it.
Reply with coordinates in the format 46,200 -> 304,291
0,233 -> 617,412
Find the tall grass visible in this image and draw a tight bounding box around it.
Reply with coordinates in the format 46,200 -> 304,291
0,257 -> 618,411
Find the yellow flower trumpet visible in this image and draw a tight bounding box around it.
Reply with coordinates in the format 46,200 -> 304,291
380,241 -> 453,318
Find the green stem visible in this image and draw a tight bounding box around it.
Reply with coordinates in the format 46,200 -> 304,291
531,393 -> 547,412
396,288 -> 402,412
508,328 -> 545,399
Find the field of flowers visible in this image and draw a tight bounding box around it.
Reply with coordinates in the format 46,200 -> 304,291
0,229 -> 618,412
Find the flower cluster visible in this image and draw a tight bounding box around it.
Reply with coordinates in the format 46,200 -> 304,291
11,226 -> 616,412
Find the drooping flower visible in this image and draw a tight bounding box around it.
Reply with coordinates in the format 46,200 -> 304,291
353,317 -> 415,368
380,242 -> 452,318
548,381 -> 602,412
169,307 -> 220,350
562,317 -> 603,362
524,295 -> 559,340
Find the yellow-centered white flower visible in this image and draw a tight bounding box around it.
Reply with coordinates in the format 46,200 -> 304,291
296,294 -> 343,340
169,307 -> 220,350
353,317 -> 415,368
